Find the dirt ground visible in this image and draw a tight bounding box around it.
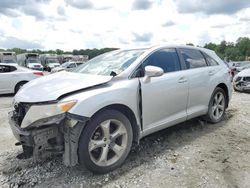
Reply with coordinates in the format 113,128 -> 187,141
0,92 -> 249,188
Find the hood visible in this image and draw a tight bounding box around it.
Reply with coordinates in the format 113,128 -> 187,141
237,68 -> 250,77
15,71 -> 112,103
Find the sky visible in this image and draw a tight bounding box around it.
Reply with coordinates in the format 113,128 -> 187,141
0,0 -> 250,51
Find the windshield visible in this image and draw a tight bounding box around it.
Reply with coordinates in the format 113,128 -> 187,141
61,62 -> 74,68
74,49 -> 145,76
27,59 -> 41,64
2,59 -> 17,64
47,59 -> 59,64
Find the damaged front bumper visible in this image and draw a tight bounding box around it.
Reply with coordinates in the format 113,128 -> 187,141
233,81 -> 250,92
8,105 -> 89,166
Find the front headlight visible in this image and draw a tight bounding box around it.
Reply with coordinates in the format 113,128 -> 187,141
21,100 -> 77,128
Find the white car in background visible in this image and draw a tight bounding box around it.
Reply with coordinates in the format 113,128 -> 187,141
0,64 -> 43,94
51,61 -> 84,73
233,68 -> 250,92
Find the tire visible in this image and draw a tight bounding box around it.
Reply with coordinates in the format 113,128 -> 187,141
15,81 -> 27,94
78,109 -> 133,174
233,85 -> 242,92
205,87 -> 226,123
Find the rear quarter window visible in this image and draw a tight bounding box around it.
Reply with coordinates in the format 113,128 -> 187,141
180,48 -> 207,69
203,52 -> 219,66
0,65 -> 17,73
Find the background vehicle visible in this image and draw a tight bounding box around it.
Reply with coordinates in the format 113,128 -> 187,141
40,54 -> 60,71
57,55 -> 88,64
229,61 -> 250,74
233,68 -> 250,92
17,53 -> 43,70
0,64 -> 43,94
9,45 -> 231,173
51,61 -> 84,73
0,51 -> 17,65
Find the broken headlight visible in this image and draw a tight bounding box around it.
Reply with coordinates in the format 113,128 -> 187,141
21,100 -> 77,128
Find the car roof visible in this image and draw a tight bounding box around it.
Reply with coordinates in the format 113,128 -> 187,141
119,44 -> 214,53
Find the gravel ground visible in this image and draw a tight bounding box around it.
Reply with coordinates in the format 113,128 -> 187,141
0,92 -> 249,188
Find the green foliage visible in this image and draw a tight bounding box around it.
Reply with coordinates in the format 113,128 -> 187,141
1,47 -> 118,60
1,37 -> 250,61
204,37 -> 250,61
72,48 -> 118,59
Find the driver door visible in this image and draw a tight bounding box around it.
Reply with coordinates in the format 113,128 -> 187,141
139,48 -> 188,134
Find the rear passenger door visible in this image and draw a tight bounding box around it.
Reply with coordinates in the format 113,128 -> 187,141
178,48 -> 215,119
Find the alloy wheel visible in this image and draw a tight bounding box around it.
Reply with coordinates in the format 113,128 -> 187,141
211,92 -> 225,120
88,119 -> 128,167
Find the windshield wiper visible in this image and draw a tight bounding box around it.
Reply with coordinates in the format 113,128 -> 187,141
110,71 -> 117,77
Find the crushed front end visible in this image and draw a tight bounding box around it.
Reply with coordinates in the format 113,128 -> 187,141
233,76 -> 250,92
8,100 -> 88,166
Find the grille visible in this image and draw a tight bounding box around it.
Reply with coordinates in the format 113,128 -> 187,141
13,103 -> 31,126
243,77 -> 250,82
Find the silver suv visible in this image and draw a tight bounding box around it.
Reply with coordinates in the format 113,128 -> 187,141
9,45 -> 232,173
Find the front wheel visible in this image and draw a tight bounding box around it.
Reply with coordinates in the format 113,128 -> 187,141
205,87 -> 226,123
78,109 -> 133,174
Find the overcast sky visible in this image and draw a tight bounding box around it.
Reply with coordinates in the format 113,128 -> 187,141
0,0 -> 250,50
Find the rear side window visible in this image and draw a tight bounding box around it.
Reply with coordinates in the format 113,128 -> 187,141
203,53 -> 219,66
180,49 -> 207,69
142,48 -> 181,73
0,65 -> 16,73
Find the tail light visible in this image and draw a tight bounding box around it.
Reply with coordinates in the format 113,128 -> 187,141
33,72 -> 44,76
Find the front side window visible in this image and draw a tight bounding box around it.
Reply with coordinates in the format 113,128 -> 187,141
180,49 -> 207,69
142,48 -> 181,73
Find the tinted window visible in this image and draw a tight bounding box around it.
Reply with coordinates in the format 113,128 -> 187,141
180,49 -> 207,69
142,48 -> 181,73
68,63 -> 76,68
0,65 -> 16,73
203,53 -> 219,66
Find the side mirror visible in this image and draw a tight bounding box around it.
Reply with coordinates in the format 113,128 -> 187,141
143,65 -> 164,83
145,65 -> 164,77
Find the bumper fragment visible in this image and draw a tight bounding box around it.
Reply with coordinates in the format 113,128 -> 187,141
8,110 -> 89,166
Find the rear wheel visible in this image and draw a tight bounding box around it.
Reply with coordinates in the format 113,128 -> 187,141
205,87 -> 226,123
15,81 -> 27,93
78,109 -> 133,174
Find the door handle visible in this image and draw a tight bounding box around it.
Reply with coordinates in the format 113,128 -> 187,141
178,77 -> 187,83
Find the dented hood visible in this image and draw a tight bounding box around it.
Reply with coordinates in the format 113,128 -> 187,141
15,71 -> 112,103
237,68 -> 250,77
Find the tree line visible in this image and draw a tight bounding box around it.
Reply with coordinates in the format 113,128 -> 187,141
1,37 -> 250,61
0,47 -> 118,60
204,37 -> 250,61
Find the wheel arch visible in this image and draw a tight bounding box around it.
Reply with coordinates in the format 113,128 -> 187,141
90,103 -> 141,145
14,80 -> 29,93
216,83 -> 229,108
